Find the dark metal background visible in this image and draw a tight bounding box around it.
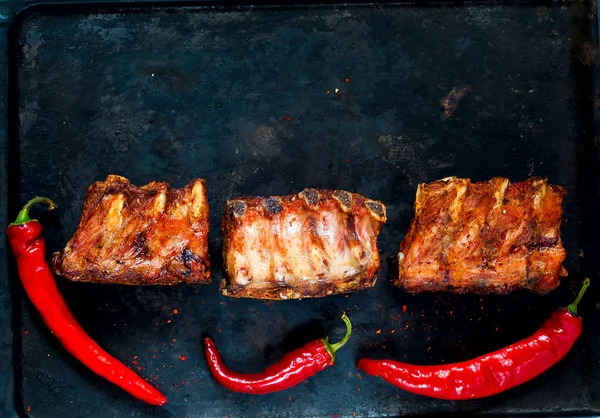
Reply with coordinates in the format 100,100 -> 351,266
2,1 -> 600,417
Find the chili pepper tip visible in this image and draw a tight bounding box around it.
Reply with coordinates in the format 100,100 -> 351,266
323,314 -> 352,362
566,278 -> 590,316
150,393 -> 168,406
10,196 -> 57,226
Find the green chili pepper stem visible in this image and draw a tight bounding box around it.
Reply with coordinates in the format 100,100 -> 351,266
10,197 -> 57,226
566,278 -> 591,316
322,314 -> 352,362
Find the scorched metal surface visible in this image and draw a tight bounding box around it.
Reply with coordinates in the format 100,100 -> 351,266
4,1 -> 600,417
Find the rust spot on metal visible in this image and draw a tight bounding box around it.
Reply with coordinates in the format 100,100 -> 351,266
579,42 -> 598,66
440,84 -> 471,119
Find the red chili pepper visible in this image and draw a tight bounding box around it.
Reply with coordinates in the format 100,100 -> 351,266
7,197 -> 167,406
205,314 -> 352,394
357,278 -> 590,400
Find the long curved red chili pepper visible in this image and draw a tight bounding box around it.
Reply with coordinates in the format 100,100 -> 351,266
205,314 -> 352,394
7,197 -> 167,406
357,278 -> 590,400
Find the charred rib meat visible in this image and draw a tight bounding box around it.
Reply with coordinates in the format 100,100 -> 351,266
221,189 -> 387,300
52,175 -> 210,285
397,177 -> 567,294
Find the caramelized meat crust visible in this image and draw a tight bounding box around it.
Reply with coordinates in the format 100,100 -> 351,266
397,177 -> 567,294
221,189 -> 387,300
52,175 -> 210,285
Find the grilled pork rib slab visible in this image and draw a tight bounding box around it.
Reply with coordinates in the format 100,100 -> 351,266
52,175 -> 210,285
397,177 -> 567,294
221,189 -> 387,300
